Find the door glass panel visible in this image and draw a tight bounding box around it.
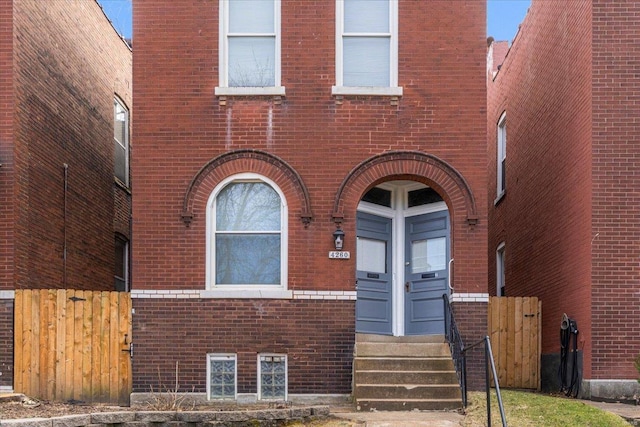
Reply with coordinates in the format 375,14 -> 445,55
357,237 -> 386,274
412,237 -> 446,273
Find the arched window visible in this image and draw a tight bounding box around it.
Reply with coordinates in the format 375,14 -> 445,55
207,174 -> 287,289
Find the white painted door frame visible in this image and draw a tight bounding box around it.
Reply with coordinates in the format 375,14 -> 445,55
357,181 -> 447,336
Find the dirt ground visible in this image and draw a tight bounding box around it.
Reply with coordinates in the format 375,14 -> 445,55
0,397 -> 359,426
0,398 -> 136,420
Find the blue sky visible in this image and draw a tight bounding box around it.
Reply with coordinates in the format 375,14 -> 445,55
97,0 -> 531,43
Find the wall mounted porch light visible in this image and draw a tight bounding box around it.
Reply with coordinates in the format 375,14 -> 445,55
333,227 -> 345,251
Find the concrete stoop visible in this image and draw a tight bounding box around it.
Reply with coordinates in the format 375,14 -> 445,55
353,334 -> 462,412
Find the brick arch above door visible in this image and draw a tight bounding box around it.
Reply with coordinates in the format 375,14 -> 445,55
332,151 -> 478,227
181,150 -> 313,227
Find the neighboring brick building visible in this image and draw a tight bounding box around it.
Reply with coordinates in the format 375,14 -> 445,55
0,1 -> 132,390
132,0 -> 487,402
488,0 -> 640,400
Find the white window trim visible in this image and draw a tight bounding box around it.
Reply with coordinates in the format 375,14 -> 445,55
496,242 -> 505,297
333,0 -> 401,96
257,354 -> 288,401
216,0 -> 285,96
206,173 -> 289,295
496,111 -> 507,202
114,97 -> 129,186
206,353 -> 237,400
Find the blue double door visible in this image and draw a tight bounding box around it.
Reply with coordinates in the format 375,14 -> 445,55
355,209 -> 450,336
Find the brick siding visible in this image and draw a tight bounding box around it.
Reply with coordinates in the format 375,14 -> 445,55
488,0 -> 640,382
9,0 -> 132,290
133,0 -> 488,394
488,0 -> 593,379
132,299 -> 355,394
453,301 -> 488,391
0,299 -> 13,388
0,2 -> 14,292
0,0 -> 132,392
591,0 -> 640,381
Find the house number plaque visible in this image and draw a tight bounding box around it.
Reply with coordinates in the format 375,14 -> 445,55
329,251 -> 351,259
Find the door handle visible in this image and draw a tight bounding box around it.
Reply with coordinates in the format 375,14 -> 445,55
405,282 -> 410,292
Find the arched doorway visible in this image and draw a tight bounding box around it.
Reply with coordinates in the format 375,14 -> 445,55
355,181 -> 450,336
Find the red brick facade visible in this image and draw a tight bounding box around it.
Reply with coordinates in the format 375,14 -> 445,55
132,299 -> 355,394
0,0 -> 131,389
488,0 -> 640,398
133,0 -> 488,396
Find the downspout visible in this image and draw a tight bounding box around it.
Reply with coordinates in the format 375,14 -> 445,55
63,163 -> 68,288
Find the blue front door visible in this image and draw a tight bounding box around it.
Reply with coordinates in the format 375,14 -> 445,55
356,182 -> 450,336
355,211 -> 393,335
404,211 -> 450,335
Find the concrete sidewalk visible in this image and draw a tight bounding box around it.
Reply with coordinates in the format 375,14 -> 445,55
584,400 -> 640,426
331,400 -> 640,427
331,405 -> 464,427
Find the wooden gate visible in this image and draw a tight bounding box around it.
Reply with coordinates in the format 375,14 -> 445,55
14,289 -> 132,404
488,296 -> 541,390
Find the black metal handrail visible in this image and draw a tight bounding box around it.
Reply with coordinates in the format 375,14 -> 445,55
443,294 -> 508,427
443,294 -> 467,404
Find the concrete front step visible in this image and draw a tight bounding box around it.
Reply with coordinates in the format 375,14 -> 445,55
356,398 -> 462,412
355,370 -> 458,385
353,335 -> 462,411
355,342 -> 451,357
354,384 -> 461,400
354,356 -> 455,371
356,333 -> 446,343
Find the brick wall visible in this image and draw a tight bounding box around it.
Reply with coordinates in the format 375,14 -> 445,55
591,0 -> 640,381
452,302 -> 488,391
133,0 -> 488,394
0,298 -> 13,388
132,299 -> 355,394
0,1 -> 14,292
488,0 -> 640,383
11,0 -> 132,290
132,1 -> 487,293
488,0 -> 593,377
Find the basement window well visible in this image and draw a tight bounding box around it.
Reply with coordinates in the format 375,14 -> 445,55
258,354 -> 287,400
207,354 -> 237,400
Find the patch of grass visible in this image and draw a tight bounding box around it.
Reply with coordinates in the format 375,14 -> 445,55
462,390 -> 631,427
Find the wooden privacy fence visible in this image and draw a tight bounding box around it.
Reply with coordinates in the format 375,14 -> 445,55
14,289 -> 132,404
488,296 -> 541,390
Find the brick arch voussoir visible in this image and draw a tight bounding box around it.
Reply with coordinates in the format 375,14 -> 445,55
332,151 -> 478,226
182,150 -> 313,227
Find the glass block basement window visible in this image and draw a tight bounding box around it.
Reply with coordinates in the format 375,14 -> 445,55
259,354 -> 287,400
207,354 -> 236,399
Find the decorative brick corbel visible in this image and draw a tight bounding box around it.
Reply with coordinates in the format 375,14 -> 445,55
181,211 -> 194,227
466,216 -> 479,227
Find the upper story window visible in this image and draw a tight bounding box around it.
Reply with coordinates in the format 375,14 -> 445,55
115,234 -> 129,292
114,97 -> 129,186
333,0 -> 401,96
496,111 -> 507,200
216,0 -> 285,96
207,174 -> 288,289
496,243 -> 505,296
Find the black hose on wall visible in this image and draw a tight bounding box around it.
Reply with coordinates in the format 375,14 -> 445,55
559,313 -> 580,397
